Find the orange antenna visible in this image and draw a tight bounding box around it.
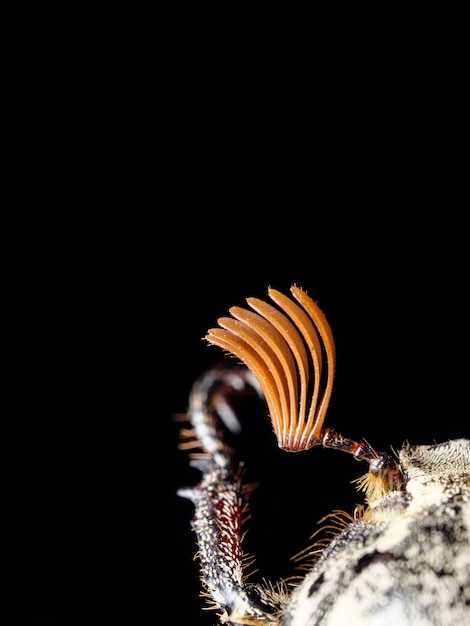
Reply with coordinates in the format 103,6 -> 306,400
205,285 -> 336,451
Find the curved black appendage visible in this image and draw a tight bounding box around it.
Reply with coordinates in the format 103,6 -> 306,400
177,366 -> 285,625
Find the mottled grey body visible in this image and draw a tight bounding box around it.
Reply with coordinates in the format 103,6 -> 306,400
180,281 -> 470,625
180,365 -> 470,625
284,439 -> 470,626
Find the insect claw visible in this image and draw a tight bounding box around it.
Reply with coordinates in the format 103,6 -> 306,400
211,398 -> 242,434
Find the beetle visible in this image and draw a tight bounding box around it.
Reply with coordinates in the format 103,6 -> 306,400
177,285 -> 470,625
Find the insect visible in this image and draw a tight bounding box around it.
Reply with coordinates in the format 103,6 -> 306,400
177,285 -> 470,625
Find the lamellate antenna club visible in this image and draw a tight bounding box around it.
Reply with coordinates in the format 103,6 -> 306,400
177,285 -> 470,625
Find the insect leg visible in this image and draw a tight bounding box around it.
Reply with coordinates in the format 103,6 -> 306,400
177,366 -> 285,625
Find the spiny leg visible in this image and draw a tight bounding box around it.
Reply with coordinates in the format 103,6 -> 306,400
177,365 -> 287,625
178,286 -> 408,624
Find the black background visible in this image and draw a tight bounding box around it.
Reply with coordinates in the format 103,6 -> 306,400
5,184 -> 469,626
4,26 -> 469,626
